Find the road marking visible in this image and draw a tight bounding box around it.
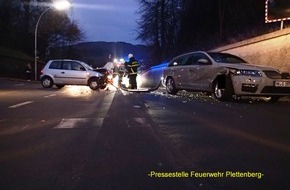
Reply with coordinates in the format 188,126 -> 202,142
8,101 -> 34,109
14,84 -> 24,86
126,118 -> 152,128
22,125 -> 29,130
44,94 -> 56,98
54,118 -> 104,129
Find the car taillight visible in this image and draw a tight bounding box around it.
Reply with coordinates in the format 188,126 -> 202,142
40,69 -> 44,75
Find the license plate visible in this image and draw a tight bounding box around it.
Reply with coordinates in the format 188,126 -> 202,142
274,81 -> 290,87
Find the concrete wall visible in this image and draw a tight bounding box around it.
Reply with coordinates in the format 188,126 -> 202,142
212,27 -> 290,73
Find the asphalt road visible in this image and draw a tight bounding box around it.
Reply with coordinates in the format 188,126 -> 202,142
0,78 -> 289,190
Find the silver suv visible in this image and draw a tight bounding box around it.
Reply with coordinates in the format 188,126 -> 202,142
162,51 -> 290,101
40,59 -> 103,90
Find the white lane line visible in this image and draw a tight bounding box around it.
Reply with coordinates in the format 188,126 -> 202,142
22,125 -> 30,130
126,118 -> 152,128
54,118 -> 104,129
44,94 -> 56,98
8,101 -> 34,109
14,84 -> 24,86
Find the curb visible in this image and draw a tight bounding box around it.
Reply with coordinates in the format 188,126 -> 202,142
0,77 -> 39,84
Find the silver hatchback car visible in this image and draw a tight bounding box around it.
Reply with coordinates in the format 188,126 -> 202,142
40,59 -> 103,90
162,51 -> 290,101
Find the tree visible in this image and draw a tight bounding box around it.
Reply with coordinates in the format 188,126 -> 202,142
136,0 -> 287,63
0,0 -> 83,60
0,0 -> 23,49
136,0 -> 182,63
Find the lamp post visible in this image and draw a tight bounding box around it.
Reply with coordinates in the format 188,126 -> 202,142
34,0 -> 71,80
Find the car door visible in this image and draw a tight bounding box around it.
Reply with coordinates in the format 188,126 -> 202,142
48,60 -> 66,84
62,61 -> 87,85
187,53 -> 213,91
166,56 -> 183,88
170,55 -> 193,89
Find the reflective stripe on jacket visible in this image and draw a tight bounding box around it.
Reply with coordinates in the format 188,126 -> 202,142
127,58 -> 139,75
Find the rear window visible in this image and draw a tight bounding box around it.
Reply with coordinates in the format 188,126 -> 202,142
49,61 -> 62,69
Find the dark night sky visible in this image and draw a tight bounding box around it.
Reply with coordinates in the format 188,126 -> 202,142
69,0 -> 141,44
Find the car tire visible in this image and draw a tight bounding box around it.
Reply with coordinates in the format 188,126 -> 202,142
166,77 -> 178,95
213,77 -> 234,101
98,78 -> 107,89
88,78 -> 100,90
41,76 -> 53,88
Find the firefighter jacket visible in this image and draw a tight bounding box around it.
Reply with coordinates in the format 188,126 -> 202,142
126,57 -> 139,75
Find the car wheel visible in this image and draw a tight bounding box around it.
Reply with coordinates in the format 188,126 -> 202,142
56,84 -> 65,89
88,78 -> 100,90
41,76 -> 53,88
166,77 -> 178,95
213,77 -> 234,101
98,78 -> 107,89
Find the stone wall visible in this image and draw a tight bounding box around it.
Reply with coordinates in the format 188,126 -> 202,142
212,27 -> 290,73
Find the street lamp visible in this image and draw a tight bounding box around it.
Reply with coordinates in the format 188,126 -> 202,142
34,0 -> 71,80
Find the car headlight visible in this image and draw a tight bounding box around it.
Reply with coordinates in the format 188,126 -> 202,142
107,75 -> 113,80
234,70 -> 262,77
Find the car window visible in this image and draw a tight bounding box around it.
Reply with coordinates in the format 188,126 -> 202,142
62,62 -> 72,70
81,62 -> 93,70
185,54 -> 199,65
49,61 -> 62,69
208,53 -> 247,64
186,53 -> 211,65
179,55 -> 190,66
71,62 -> 85,71
168,57 -> 182,67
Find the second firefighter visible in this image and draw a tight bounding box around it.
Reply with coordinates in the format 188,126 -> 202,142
125,54 -> 139,89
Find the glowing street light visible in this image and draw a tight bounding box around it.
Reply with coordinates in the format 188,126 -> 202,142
53,0 -> 71,10
34,0 -> 71,80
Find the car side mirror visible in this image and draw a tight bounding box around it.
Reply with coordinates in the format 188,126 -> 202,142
197,59 -> 210,65
173,62 -> 178,66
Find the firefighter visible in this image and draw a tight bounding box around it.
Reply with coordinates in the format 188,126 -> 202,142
125,54 -> 139,89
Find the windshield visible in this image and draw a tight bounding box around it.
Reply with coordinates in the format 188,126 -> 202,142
82,62 -> 93,70
208,53 -> 247,64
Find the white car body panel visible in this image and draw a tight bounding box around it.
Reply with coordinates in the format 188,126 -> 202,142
162,51 -> 290,98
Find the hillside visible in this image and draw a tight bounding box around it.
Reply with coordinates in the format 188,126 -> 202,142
51,42 -> 152,68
